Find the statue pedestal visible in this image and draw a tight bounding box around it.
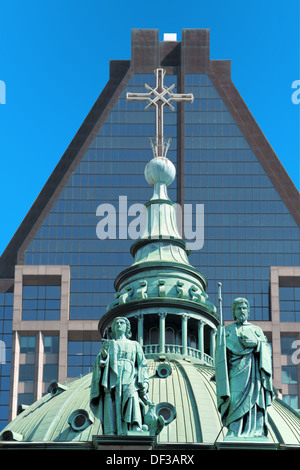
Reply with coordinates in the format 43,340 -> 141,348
215,439 -> 279,450
224,435 -> 270,442
92,434 -> 157,451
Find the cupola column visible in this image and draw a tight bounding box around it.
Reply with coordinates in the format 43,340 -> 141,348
158,312 -> 167,353
135,313 -> 144,346
197,319 -> 205,360
181,314 -> 190,356
210,328 -> 217,359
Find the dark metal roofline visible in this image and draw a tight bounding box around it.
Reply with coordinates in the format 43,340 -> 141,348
0,28 -> 299,280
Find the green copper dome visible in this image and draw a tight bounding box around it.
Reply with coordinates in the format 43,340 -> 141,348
1,360 -> 299,448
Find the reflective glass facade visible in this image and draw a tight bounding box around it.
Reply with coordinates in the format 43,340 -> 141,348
279,287 -> 300,322
281,335 -> 298,355
68,339 -> 100,377
185,74 -> 300,321
22,285 -> 61,321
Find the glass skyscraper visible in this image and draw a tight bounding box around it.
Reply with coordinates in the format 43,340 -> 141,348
0,29 -> 299,429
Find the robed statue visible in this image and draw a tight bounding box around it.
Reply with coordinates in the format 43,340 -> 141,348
90,316 -> 164,436
215,297 -> 274,440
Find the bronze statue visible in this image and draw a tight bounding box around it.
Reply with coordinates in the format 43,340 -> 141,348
90,316 -> 164,436
215,297 -> 274,440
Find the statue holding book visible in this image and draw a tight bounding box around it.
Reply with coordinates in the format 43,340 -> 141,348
215,295 -> 274,440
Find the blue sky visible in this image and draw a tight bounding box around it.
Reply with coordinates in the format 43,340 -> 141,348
0,0 -> 299,256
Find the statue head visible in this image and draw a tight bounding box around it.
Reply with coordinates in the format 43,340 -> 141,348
110,316 -> 132,339
232,297 -> 250,322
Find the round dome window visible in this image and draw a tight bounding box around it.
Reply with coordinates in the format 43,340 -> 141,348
156,363 -> 172,378
68,409 -> 93,432
155,402 -> 176,425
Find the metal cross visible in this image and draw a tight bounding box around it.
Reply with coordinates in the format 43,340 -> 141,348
126,68 -> 194,157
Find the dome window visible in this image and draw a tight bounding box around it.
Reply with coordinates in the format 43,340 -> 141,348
156,363 -> 172,378
68,409 -> 94,432
17,404 -> 29,415
155,402 -> 176,425
1,430 -> 23,441
48,382 -> 68,397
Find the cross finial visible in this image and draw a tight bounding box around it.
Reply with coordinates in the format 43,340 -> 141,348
126,68 -> 194,158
